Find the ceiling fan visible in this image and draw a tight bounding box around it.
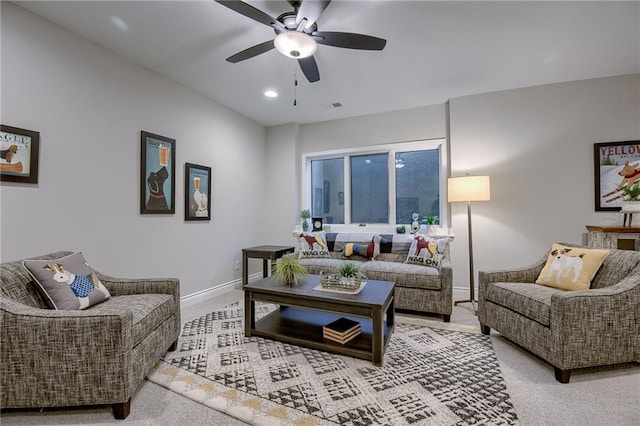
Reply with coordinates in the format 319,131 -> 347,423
215,0 -> 387,83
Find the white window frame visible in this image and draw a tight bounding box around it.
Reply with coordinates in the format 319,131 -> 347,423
301,138 -> 448,233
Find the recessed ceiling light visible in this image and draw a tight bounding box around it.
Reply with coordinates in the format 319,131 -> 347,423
264,90 -> 278,98
110,16 -> 129,32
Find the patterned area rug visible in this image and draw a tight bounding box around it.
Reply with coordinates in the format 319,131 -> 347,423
148,300 -> 518,426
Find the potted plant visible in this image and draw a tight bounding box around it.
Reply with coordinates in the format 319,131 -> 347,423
396,225 -> 406,234
423,215 -> 439,236
338,262 -> 366,287
272,255 -> 307,287
300,209 -> 311,232
619,182 -> 640,212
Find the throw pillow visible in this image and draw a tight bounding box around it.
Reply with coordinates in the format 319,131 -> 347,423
404,235 -> 448,269
535,243 -> 609,291
296,232 -> 330,259
340,235 -> 381,260
23,252 -> 111,310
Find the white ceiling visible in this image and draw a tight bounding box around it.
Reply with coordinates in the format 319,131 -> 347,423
13,0 -> 640,127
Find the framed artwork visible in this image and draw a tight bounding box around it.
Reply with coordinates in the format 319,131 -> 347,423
140,131 -> 175,214
185,162 -> 211,221
0,125 -> 39,184
594,140 -> 640,211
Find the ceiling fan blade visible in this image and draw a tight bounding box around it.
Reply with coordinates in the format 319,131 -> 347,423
296,0 -> 332,30
313,31 -> 386,50
298,56 -> 320,83
226,40 -> 275,63
216,0 -> 284,30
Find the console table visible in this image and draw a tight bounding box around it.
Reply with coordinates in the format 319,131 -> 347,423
586,225 -> 640,250
241,245 -> 295,286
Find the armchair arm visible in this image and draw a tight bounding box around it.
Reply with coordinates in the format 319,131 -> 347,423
549,273 -> 640,367
96,272 -> 180,306
477,252 -> 548,318
1,297 -> 134,407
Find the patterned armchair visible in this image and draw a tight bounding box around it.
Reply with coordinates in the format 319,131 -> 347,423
0,251 -> 180,419
478,245 -> 640,383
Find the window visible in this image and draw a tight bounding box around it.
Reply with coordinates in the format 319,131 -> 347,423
304,139 -> 446,227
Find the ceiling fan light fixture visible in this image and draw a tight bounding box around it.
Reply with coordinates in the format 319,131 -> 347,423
274,31 -> 317,59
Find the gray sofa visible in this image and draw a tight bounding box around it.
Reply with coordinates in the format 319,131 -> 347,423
297,232 -> 453,321
478,245 -> 640,383
0,251 -> 181,419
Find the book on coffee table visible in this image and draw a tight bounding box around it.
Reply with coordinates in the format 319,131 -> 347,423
323,317 -> 361,344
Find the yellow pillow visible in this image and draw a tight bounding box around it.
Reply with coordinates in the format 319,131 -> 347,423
535,244 -> 609,291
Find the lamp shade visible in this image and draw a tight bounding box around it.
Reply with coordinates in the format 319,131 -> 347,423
448,175 -> 491,202
274,31 -> 317,59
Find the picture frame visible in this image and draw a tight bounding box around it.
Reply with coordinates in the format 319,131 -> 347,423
184,162 -> 211,221
593,140 -> 640,211
1,125 -> 40,184
312,217 -> 323,231
140,131 -> 175,214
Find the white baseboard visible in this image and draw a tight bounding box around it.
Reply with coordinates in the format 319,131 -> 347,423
179,272 -> 262,310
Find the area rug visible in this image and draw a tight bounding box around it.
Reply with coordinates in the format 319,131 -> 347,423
148,299 -> 519,426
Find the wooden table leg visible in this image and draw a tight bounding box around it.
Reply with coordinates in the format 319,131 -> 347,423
242,252 -> 249,286
262,259 -> 269,278
244,291 -> 254,337
372,307 -> 383,366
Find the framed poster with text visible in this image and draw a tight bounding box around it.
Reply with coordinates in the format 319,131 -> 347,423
594,140 -> 640,211
140,131 -> 176,214
1,125 -> 39,184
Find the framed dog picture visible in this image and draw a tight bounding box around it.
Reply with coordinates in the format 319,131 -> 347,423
593,140 -> 640,211
140,131 -> 176,214
184,163 -> 211,221
1,125 -> 40,184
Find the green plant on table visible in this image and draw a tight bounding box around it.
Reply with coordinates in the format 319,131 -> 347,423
272,255 -> 307,287
300,209 -> 311,219
618,182 -> 640,201
338,262 -> 366,279
423,215 -> 439,225
396,225 -> 406,234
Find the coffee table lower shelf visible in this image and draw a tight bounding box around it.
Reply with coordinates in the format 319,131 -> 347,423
250,307 -> 393,364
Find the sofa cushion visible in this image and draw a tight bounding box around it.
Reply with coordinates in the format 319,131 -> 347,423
87,294 -> 175,347
340,235 -> 381,260
361,261 -> 442,290
535,243 -> 609,291
23,252 -> 111,310
404,235 -> 448,270
295,232 -> 330,259
485,282 -> 555,327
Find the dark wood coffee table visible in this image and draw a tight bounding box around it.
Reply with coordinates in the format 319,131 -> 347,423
244,274 -> 395,366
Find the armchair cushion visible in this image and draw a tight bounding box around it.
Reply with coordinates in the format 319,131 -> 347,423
535,243 -> 609,291
23,252 -> 111,310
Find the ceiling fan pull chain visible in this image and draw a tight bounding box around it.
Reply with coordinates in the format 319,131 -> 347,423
293,72 -> 298,106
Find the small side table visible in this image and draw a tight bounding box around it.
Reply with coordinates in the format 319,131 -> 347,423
242,245 -> 295,286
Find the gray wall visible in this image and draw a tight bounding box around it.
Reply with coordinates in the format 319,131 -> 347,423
1,3 -> 267,298
449,74 -> 640,289
3,3 -> 638,298
264,74 -> 640,292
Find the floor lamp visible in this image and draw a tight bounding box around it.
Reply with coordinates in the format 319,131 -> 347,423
448,175 -> 491,312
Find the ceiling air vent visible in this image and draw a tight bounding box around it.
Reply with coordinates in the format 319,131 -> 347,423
332,102 -> 343,108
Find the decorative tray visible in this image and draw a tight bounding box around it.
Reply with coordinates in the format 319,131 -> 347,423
319,271 -> 362,292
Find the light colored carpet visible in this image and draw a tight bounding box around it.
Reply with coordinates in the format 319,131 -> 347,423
1,288 -> 638,425
148,297 -> 518,425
